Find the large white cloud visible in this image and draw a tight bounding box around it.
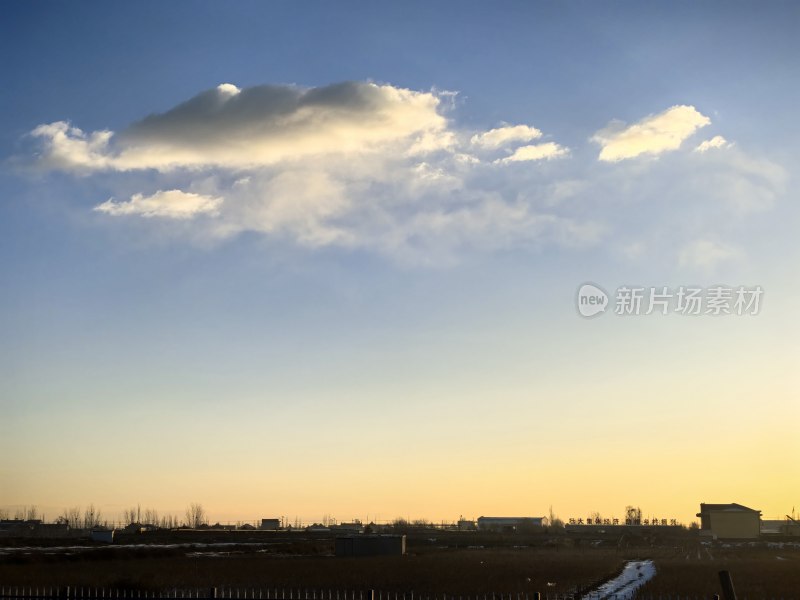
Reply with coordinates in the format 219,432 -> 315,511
593,105 -> 710,162
31,82 -> 452,171
21,83 -> 782,268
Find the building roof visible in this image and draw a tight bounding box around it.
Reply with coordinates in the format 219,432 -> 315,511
697,503 -> 761,516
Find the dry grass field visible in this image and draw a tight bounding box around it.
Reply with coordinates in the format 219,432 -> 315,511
0,545 -> 621,596
639,543 -> 800,598
1,536 -> 799,598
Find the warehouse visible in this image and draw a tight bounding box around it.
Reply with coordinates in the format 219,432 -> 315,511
477,516 -> 544,532
696,503 -> 761,539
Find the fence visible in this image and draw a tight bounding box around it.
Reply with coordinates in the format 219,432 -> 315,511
0,588 -> 601,600
0,589 -> 790,600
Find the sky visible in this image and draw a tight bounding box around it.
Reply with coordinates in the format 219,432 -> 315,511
1,1 -> 798,527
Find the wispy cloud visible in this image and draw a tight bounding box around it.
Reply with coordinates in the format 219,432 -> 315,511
593,105 -> 710,162
94,189 -> 223,219
495,142 -> 569,163
679,239 -> 740,269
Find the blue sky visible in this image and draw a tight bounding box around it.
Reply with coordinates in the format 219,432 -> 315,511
1,1 -> 798,525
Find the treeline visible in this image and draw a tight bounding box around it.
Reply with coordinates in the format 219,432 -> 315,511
0,502 -> 208,529
0,506 -> 42,521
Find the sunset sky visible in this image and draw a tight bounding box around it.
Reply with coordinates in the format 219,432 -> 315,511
1,2 -> 798,527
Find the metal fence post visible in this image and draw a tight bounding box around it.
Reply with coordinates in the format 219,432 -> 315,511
718,571 -> 737,600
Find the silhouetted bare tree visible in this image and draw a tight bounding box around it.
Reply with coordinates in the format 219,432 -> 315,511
184,503 -> 206,528
548,505 -> 564,530
61,507 -> 81,529
14,506 -> 38,521
83,504 -> 102,529
143,508 -> 159,526
160,514 -> 179,529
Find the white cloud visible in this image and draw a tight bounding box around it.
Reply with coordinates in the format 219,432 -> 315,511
470,124 -> 542,149
21,81 -> 784,267
23,81 -> 583,263
30,82 -> 452,172
216,83 -> 241,96
30,122 -> 114,172
365,196 -> 605,265
593,105 -> 711,162
94,189 -> 223,219
694,135 -> 731,153
679,239 -> 740,269
495,142 -> 569,163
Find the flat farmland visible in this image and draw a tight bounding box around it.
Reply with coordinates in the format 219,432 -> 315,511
0,545 -> 621,595
2,537 -> 799,598
640,543 -> 800,597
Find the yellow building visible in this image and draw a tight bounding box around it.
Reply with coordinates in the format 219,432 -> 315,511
697,503 -> 761,539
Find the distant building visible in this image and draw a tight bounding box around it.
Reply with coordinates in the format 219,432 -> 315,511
260,518 -> 280,530
0,520 -> 69,539
457,519 -> 477,531
760,516 -> 800,536
90,528 -> 115,543
697,503 -> 761,539
477,516 -> 544,532
335,534 -> 406,557
334,522 -> 365,533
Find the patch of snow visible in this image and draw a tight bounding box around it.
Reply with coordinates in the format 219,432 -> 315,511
581,560 -> 656,600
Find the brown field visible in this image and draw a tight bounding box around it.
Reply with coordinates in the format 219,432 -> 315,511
0,544 -> 620,596
1,535 -> 799,598
640,543 -> 800,598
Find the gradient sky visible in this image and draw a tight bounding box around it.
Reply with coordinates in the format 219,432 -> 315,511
1,1 -> 798,527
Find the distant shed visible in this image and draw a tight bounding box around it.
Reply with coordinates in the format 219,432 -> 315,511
260,518 -> 281,530
335,534 -> 406,557
90,528 -> 115,543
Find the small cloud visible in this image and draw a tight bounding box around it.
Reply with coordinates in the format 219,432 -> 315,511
495,142 -> 569,163
94,189 -> 223,219
216,83 -> 241,96
679,239 -> 739,269
593,105 -> 711,162
694,135 -> 732,153
29,121 -> 113,171
470,124 -> 543,149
